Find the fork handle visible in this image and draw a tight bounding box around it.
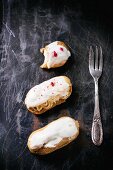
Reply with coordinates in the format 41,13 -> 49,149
91,79 -> 103,146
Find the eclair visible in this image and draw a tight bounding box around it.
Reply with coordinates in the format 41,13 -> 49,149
25,76 -> 72,114
27,117 -> 79,155
40,41 -> 71,69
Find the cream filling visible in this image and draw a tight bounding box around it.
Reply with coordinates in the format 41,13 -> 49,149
28,117 -> 78,149
25,76 -> 70,108
43,41 -> 71,68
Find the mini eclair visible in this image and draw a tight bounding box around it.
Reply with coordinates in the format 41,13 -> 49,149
25,76 -> 72,114
27,116 -> 79,155
40,41 -> 71,69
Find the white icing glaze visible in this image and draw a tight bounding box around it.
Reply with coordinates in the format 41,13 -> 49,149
28,117 -> 78,149
25,76 -> 71,108
42,41 -> 71,68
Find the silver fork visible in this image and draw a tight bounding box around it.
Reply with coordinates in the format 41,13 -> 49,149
89,46 -> 103,146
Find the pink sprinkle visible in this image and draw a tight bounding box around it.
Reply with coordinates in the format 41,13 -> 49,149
60,84 -> 62,85
53,51 -> 57,57
60,47 -> 63,51
52,92 -> 54,94
51,82 -> 55,86
41,94 -> 43,96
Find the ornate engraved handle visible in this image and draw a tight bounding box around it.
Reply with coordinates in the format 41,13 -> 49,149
91,79 -> 103,145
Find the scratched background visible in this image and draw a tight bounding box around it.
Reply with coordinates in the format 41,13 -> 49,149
0,0 -> 113,170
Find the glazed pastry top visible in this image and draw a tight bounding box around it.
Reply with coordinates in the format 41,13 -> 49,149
41,41 -> 71,68
25,76 -> 71,108
28,117 -> 78,149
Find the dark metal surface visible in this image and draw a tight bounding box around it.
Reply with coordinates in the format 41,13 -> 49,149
0,0 -> 113,170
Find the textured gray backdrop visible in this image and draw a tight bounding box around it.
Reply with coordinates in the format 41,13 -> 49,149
0,0 -> 113,170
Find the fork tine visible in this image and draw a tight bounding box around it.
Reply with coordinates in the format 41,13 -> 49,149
89,46 -> 94,70
95,46 -> 98,69
99,46 -> 103,71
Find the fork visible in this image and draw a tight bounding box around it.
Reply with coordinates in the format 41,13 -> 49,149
89,46 -> 103,146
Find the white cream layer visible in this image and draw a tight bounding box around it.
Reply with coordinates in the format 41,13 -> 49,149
43,41 -> 71,68
25,76 -> 70,108
28,117 -> 78,149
